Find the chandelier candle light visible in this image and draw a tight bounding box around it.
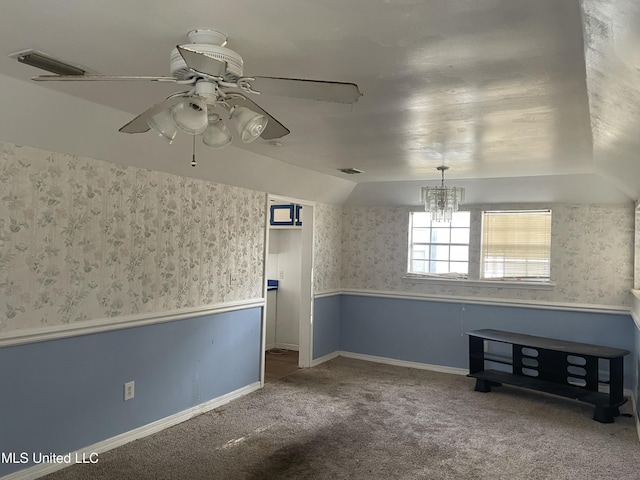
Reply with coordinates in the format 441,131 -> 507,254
421,166 -> 465,223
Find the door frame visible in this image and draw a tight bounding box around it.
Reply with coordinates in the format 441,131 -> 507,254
261,194 -> 315,384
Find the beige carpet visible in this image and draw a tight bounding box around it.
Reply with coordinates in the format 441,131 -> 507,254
43,357 -> 639,479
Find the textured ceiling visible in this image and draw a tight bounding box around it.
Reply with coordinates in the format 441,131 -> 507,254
581,0 -> 640,199
0,0 -> 638,205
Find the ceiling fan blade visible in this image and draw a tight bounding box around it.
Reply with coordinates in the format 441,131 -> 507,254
119,94 -> 190,134
245,77 -> 362,104
224,93 -> 290,140
32,74 -> 179,82
176,46 -> 227,78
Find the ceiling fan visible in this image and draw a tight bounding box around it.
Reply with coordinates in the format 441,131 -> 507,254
29,29 -> 362,150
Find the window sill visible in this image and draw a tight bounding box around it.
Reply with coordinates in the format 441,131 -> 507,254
402,274 -> 556,290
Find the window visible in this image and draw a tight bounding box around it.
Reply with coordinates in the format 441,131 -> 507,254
408,211 -> 470,276
481,210 -> 551,281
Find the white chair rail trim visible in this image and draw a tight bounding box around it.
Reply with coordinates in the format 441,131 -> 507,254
0,298 -> 265,348
339,289 -> 631,315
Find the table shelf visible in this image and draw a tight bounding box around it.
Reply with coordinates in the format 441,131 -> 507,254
466,329 -> 629,423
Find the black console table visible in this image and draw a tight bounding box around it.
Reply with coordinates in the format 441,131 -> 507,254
467,329 -> 629,423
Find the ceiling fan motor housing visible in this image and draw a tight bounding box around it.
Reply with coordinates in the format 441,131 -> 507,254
170,29 -> 243,82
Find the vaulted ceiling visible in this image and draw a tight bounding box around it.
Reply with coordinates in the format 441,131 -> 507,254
0,0 -> 638,206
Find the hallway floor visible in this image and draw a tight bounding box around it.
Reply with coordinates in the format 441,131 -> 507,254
264,349 -> 299,383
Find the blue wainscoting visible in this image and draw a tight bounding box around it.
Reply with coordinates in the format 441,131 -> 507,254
0,307 -> 262,477
312,295 -> 341,360
635,321 -> 640,418
339,294 -> 635,386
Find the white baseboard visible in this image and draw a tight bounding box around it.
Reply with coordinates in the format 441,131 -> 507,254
1,382 -> 261,480
4,354 -> 636,480
311,350 -> 340,367
310,349 -> 468,375
339,351 -> 468,376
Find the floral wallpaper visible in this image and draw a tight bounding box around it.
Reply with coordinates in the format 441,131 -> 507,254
1,139 -> 633,334
313,203 -> 342,293
0,142 -> 265,333
341,203 -> 635,307
550,203 -> 634,305
341,207 -> 408,292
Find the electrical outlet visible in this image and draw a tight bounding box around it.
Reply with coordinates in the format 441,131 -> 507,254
124,381 -> 135,401
278,270 -> 285,280
229,272 -> 238,285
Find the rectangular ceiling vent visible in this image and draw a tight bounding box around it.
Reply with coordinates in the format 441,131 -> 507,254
338,168 -> 364,175
9,49 -> 86,76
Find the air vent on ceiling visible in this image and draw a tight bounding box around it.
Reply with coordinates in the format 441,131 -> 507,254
338,168 -> 364,175
9,49 -> 86,76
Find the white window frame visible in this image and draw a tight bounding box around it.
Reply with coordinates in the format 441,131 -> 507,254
407,211 -> 471,278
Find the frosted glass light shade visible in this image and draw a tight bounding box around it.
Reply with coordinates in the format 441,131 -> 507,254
171,97 -> 208,135
202,114 -> 232,148
230,106 -> 268,143
147,109 -> 178,143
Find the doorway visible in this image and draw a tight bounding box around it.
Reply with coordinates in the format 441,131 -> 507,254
262,195 -> 314,384
264,349 -> 299,383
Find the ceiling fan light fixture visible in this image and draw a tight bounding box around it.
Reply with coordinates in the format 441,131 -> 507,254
147,109 -> 178,144
202,113 -> 232,148
230,106 -> 268,143
171,96 -> 209,135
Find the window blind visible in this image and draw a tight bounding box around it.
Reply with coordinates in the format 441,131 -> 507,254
481,210 -> 551,280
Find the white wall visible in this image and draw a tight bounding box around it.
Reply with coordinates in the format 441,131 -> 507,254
266,228 -> 302,349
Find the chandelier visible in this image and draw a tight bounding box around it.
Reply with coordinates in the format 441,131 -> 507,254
420,166 -> 465,222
